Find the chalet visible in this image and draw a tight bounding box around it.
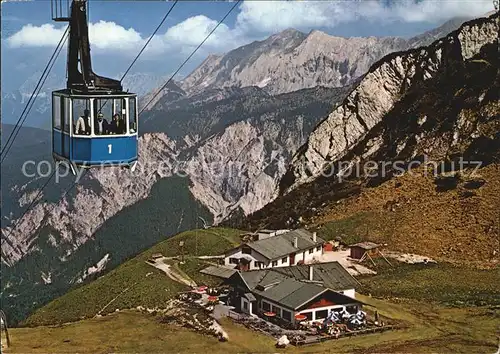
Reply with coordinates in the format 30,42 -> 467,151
224,229 -> 325,271
225,262 -> 362,325
241,229 -> 290,243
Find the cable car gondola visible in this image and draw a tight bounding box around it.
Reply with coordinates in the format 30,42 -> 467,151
51,0 -> 138,174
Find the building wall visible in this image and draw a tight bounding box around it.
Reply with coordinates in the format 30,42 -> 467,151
269,255 -> 291,268
303,245 -> 323,263
291,247 -> 323,265
241,297 -> 254,315
224,248 -> 270,270
296,302 -> 360,324
350,247 -> 380,259
341,289 -> 356,299
225,245 -> 323,270
350,247 -> 365,259
259,298 -> 294,322
257,297 -> 360,325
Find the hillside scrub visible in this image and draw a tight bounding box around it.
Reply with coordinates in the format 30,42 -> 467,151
24,228 -> 242,327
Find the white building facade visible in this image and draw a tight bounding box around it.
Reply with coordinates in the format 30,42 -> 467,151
224,229 -> 324,271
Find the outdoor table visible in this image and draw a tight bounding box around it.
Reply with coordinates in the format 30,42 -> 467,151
294,314 -> 307,321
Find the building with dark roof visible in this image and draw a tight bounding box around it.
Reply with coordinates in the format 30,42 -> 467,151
225,262 -> 362,324
275,262 -> 358,298
224,229 -> 325,271
350,242 -> 380,260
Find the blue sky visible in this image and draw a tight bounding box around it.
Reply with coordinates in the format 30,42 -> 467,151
1,0 -> 494,93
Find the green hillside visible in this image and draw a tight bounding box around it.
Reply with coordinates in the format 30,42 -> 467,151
24,228 -> 242,327
2,176 -> 215,325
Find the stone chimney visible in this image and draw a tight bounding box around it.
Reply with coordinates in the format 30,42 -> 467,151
293,236 -> 298,248
309,265 -> 313,281
312,232 -> 317,242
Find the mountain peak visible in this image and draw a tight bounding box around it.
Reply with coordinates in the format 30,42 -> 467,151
177,14 -> 490,98
274,28 -> 303,38
307,29 -> 327,37
304,29 -> 333,42
267,28 -> 306,44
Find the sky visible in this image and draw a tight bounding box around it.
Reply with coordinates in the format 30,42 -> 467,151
1,0 -> 495,93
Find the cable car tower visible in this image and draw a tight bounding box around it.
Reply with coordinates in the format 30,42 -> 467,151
51,0 -> 138,174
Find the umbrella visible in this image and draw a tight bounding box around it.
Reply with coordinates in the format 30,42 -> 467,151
207,296 -> 218,302
264,312 -> 276,317
294,314 -> 307,321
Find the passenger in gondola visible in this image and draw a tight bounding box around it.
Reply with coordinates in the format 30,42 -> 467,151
94,113 -> 109,135
75,109 -> 91,135
110,113 -> 125,134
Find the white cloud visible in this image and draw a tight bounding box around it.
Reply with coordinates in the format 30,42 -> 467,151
7,16 -> 241,57
7,23 -> 66,47
7,0 -> 494,54
159,15 -> 245,55
164,15 -> 229,47
8,21 -> 143,50
361,0 -> 493,23
236,1 -> 351,33
236,0 -> 494,33
89,21 -> 143,50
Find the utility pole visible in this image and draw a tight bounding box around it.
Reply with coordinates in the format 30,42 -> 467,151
179,241 -> 185,264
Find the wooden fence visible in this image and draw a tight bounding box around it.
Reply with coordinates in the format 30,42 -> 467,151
290,325 -> 397,346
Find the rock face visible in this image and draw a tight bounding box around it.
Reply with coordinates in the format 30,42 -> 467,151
281,14 -> 499,193
181,29 -> 406,96
1,84 -> 346,325
242,14 -> 499,239
179,17 -> 470,97
1,133 -> 178,265
146,85 -> 349,223
1,84 -> 347,268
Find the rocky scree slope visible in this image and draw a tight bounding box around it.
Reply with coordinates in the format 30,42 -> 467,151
239,14 -> 499,266
2,84 -> 348,266
280,13 -> 499,192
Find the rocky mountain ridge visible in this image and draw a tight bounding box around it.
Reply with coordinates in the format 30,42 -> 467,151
240,14 -> 499,269
280,13 -> 499,193
1,14 -> 491,323
1,14 -> 486,270
2,84 -> 347,265
178,17 -> 471,97
1,84 -> 348,323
